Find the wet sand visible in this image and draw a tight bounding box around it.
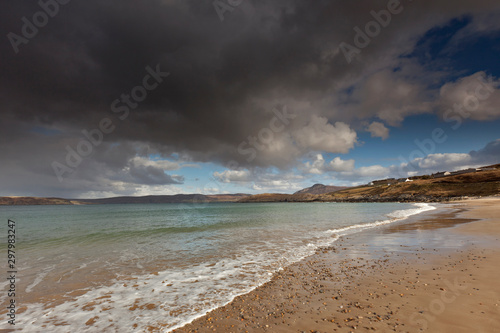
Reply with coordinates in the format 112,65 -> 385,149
173,198 -> 500,332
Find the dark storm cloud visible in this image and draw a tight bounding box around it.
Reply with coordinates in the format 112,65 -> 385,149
1,0 -> 500,196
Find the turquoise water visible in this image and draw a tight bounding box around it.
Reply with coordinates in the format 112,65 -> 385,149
0,202 -> 435,332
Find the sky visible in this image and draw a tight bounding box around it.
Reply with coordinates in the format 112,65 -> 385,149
1,0 -> 500,199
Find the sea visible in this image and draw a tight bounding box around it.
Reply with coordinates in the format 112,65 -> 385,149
0,201 -> 435,332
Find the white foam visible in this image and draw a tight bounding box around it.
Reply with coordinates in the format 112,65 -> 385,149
0,280 -> 9,305
26,265 -> 55,293
13,232 -> 343,332
327,202 -> 436,236
16,256 -> 273,332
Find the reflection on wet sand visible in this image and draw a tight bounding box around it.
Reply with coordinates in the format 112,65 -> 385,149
383,207 -> 477,233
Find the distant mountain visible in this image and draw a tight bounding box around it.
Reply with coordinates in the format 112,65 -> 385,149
0,196 -> 75,205
294,184 -> 348,195
235,193 -> 295,203
75,193 -> 250,205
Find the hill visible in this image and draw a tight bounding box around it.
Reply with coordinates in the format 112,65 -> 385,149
294,184 -> 348,195
238,192 -> 329,203
319,167 -> 500,202
239,184 -> 348,203
0,197 -> 75,205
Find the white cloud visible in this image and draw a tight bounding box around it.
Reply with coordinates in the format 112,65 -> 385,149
251,179 -> 303,192
213,169 -> 252,183
302,154 -> 326,175
354,165 -> 390,178
329,156 -> 355,172
302,154 -> 355,174
213,168 -> 305,193
299,154 -> 391,184
130,156 -> 181,171
293,116 -> 357,154
413,153 -> 472,170
367,121 -> 389,140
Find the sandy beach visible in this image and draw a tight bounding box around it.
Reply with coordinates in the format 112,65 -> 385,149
174,198 -> 500,333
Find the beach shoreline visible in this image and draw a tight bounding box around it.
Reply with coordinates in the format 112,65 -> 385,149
173,197 -> 500,332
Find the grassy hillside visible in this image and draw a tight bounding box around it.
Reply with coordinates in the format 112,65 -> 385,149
319,169 -> 500,202
240,167 -> 500,203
